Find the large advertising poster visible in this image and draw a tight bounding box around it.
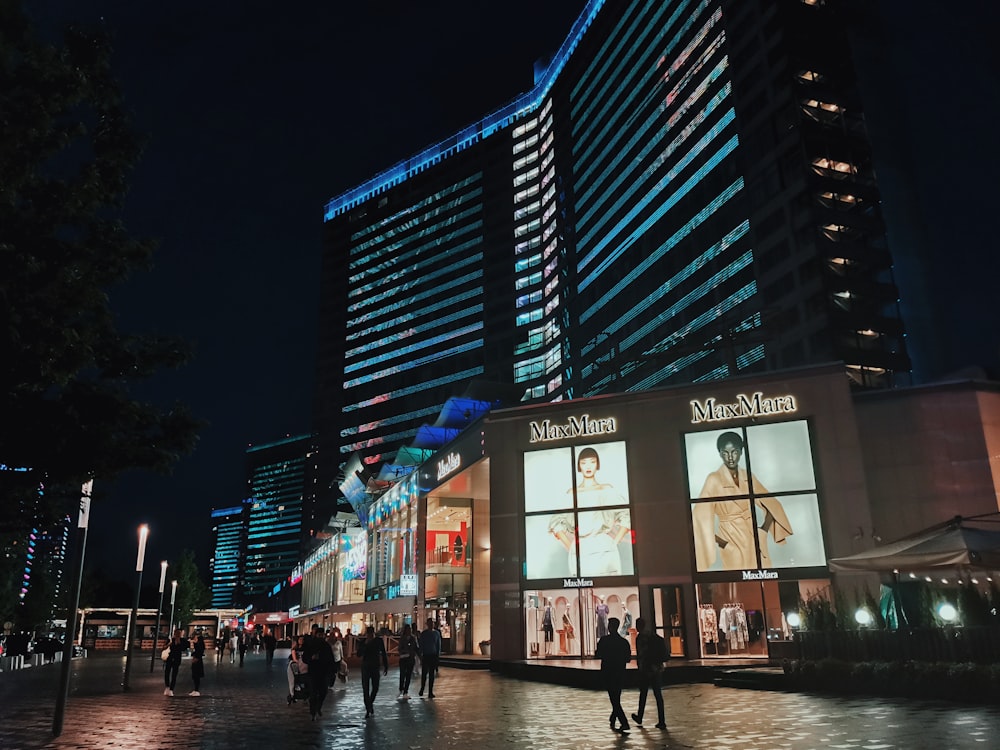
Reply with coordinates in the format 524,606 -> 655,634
523,441 -> 634,579
685,420 -> 826,572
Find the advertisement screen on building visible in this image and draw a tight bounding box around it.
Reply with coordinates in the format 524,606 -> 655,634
685,420 -> 826,572
523,441 -> 634,579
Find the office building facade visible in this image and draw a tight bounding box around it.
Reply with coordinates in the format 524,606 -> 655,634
244,435 -> 310,600
315,0 -> 909,477
209,501 -> 249,608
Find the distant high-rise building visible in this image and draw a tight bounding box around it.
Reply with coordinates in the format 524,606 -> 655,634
244,435 -> 310,599
209,501 -> 249,608
314,0 -> 910,473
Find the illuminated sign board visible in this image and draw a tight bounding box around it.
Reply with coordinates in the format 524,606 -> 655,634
741,569 -> 779,580
436,452 -> 461,481
529,414 -> 617,443
562,577 -> 594,588
690,392 -> 796,424
400,574 -> 418,595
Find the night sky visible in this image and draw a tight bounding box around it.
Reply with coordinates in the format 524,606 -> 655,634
26,1 -> 999,588
30,1 -> 587,583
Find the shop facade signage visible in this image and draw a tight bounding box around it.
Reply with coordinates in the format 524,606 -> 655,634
690,392 -> 797,424
436,452 -> 461,480
400,574 -> 418,595
529,414 -> 617,443
741,569 -> 779,581
562,577 -> 594,588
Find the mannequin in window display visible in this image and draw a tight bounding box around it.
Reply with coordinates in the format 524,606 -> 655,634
596,596 -> 610,638
692,431 -> 793,570
619,604 -> 633,638
542,598 -> 555,655
561,607 -> 575,653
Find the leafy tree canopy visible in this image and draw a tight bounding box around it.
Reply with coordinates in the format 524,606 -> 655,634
0,1 -> 202,519
171,549 -> 211,631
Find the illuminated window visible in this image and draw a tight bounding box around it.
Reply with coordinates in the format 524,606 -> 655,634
818,191 -> 859,208
811,157 -> 856,178
797,69 -> 824,82
513,151 -> 539,171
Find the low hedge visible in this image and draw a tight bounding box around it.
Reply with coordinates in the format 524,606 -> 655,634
782,658 -> 1000,703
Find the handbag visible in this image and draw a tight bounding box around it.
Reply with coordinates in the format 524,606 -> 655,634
161,647 -> 170,662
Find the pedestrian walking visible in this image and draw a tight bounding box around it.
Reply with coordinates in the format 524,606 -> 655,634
189,634 -> 205,696
596,616 -> 631,732
263,630 -> 277,667
163,628 -> 189,697
358,625 -> 389,718
216,629 -> 227,664
229,630 -> 238,664
396,623 -> 418,700
417,617 -> 442,698
238,631 -> 249,666
286,635 -> 307,705
631,617 -> 667,729
329,628 -> 346,689
302,625 -> 334,720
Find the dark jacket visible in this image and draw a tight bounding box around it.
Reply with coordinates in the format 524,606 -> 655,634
359,636 -> 389,671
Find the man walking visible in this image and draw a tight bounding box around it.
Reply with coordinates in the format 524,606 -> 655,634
596,616 -> 631,732
263,630 -> 277,667
417,617 -> 442,698
631,617 -> 667,729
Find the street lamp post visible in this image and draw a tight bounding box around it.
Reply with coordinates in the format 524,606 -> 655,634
53,480 -> 93,737
149,561 -> 168,672
122,524 -> 148,691
168,579 -> 178,636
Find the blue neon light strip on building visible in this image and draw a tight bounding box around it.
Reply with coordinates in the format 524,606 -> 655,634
323,0 -> 607,220
344,340 -> 484,388
343,367 -> 484,413
579,130 -> 739,290
345,322 -> 483,374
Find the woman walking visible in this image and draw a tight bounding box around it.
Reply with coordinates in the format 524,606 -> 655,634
163,628 -> 189,697
396,623 -> 418,700
358,626 -> 388,718
189,634 -> 205,696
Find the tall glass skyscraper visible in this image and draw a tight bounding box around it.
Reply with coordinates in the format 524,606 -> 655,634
209,501 -> 248,608
315,0 -> 909,474
244,435 -> 310,599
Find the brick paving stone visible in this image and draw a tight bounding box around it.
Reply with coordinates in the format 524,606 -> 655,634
1,650 -> 999,749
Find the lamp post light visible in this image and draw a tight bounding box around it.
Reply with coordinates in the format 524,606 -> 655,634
168,579 -> 178,636
122,524 -> 148,691
149,561 -> 168,672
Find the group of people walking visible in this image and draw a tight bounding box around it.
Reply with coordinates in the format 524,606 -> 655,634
286,617 -> 443,720
596,616 -> 668,733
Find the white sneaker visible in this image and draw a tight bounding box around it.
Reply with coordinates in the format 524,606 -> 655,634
163,687 -> 171,696
397,692 -> 404,701
167,689 -> 174,697
189,691 -> 200,696
403,693 -> 410,700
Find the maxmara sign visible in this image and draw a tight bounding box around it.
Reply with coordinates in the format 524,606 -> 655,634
690,392 -> 797,424
436,452 -> 461,481
529,414 -> 617,443
742,569 -> 779,581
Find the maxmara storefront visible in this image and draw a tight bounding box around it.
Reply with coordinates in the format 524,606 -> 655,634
302,364 -> 999,664
486,364 -> 873,663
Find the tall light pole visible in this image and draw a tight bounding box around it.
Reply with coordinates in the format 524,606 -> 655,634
168,579 -> 178,636
149,561 -> 168,672
53,480 -> 92,737
122,524 -> 148,691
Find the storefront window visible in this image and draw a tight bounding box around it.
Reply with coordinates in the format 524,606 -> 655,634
523,441 -> 634,579
685,421 -> 826,572
523,586 -> 638,659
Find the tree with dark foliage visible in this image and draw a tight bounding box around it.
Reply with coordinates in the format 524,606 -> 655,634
0,1 -> 202,525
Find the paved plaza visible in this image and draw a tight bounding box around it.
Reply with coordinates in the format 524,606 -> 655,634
1,650 -> 999,749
